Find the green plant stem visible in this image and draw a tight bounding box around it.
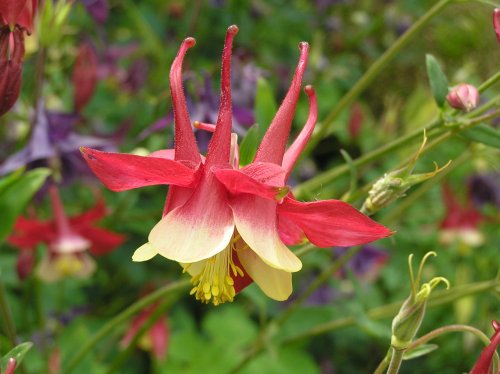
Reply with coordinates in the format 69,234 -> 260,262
294,72 -> 500,200
382,150 -> 469,225
406,324 -> 499,373
278,246 -> 361,325
64,279 -> 190,373
386,348 -> 405,374
0,271 -> 17,347
374,350 -> 391,374
280,278 -> 500,344
304,0 -> 453,154
293,120 -> 442,198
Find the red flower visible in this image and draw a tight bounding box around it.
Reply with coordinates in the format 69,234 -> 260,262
81,25 -> 392,305
0,0 -> 37,117
0,0 -> 37,32
8,186 -> 124,281
121,302 -> 169,361
494,9 -> 500,44
439,184 -> 484,247
470,320 -> 500,374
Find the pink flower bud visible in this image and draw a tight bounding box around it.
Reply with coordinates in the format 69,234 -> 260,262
5,357 -> 17,374
446,83 -> 479,112
16,250 -> 35,280
494,9 -> 500,44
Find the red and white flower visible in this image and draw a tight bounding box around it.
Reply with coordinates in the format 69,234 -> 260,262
81,25 -> 392,305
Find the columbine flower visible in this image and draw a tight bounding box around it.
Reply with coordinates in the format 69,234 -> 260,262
8,185 -> 124,282
470,320 -> 500,374
121,298 -> 169,361
81,25 -> 392,305
439,183 -> 484,247
446,83 -> 479,112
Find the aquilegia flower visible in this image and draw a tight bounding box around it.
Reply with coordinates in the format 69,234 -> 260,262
81,25 -> 392,305
8,185 -> 124,282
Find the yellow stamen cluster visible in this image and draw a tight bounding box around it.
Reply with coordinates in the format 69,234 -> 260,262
188,237 -> 244,306
54,254 -> 83,276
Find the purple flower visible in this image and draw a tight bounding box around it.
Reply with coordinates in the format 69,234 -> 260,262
468,173 -> 500,208
0,101 -> 114,185
79,0 -> 109,24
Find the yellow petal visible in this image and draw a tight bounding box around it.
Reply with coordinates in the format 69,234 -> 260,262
132,243 -> 157,262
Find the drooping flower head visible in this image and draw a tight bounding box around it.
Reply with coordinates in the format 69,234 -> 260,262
81,25 -> 392,305
0,0 -> 37,117
8,185 -> 124,282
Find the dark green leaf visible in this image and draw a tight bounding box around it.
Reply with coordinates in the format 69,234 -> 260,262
238,124 -> 260,165
403,344 -> 439,360
0,168 -> 51,242
459,123 -> 500,149
1,342 -> 33,371
426,54 -> 449,108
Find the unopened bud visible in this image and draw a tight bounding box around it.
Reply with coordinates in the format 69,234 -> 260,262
16,250 -> 35,280
494,9 -> 500,44
446,84 -> 479,112
6,357 -> 17,374
73,42 -> 98,113
362,133 -> 450,215
391,253 -> 449,349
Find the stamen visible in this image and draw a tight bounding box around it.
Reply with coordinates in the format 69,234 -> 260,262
189,233 -> 243,305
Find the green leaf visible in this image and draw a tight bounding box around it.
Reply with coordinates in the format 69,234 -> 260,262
1,342 -> 33,371
0,168 -> 51,243
403,344 -> 439,360
255,77 -> 277,140
425,54 -> 449,108
238,124 -> 260,165
459,123 -> 500,149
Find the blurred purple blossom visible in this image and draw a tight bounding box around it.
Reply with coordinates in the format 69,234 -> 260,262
468,173 -> 500,208
336,245 -> 388,282
79,0 -> 109,24
0,101 -> 114,185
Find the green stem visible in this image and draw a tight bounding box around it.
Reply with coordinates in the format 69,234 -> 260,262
0,270 -> 17,347
406,324 -> 499,374
374,350 -> 391,374
304,0 -> 453,154
382,150 -> 469,225
64,279 -> 190,373
278,246 -> 361,325
281,278 -> 500,344
386,348 -> 405,374
478,70 -> 500,93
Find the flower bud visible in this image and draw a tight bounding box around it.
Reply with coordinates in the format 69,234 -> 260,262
494,9 -> 500,44
16,250 -> 35,280
0,26 -> 25,117
362,133 -> 450,215
5,357 -> 17,374
446,83 -> 479,112
73,41 -> 98,113
391,253 -> 449,350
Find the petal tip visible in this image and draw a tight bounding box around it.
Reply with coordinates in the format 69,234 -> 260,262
183,37 -> 196,48
227,24 -> 239,35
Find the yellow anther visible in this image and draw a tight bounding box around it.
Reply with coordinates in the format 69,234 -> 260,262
188,232 -> 245,306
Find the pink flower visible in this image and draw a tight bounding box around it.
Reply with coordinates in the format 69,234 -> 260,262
81,25 -> 392,305
121,299 -> 169,361
8,186 -> 124,282
470,320 -> 500,374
